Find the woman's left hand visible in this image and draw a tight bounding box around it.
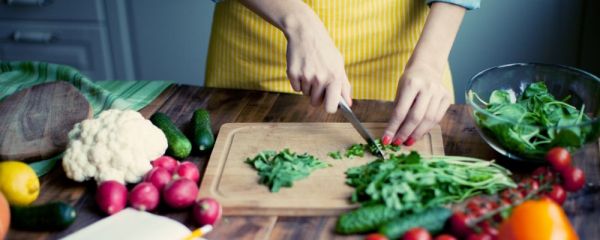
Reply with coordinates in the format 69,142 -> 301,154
382,63 -> 452,146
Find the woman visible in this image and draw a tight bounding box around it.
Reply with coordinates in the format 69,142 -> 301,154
205,0 -> 479,146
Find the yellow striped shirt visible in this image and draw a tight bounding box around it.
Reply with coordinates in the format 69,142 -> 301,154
206,0 -> 454,101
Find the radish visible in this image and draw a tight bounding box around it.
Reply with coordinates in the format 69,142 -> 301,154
129,182 -> 160,211
163,178 -> 198,209
173,161 -> 200,183
192,198 -> 222,226
96,180 -> 128,215
152,156 -> 179,174
144,167 -> 172,191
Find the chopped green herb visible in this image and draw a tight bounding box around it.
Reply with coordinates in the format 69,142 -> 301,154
328,151 -> 343,160
472,82 -> 594,159
345,151 -> 516,212
345,144 -> 365,158
245,149 -> 330,192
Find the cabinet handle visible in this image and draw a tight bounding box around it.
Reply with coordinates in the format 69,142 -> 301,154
12,31 -> 56,44
6,0 -> 51,7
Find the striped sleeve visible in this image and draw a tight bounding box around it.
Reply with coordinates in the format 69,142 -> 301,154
426,0 -> 480,10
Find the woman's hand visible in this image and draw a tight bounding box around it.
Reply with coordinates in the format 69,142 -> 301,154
284,21 -> 352,113
239,0 -> 351,113
382,2 -> 466,146
383,64 -> 451,146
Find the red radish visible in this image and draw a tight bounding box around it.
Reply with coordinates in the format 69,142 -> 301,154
96,180 -> 128,215
163,178 -> 198,209
129,182 -> 160,211
152,156 -> 179,173
192,198 -> 222,226
144,167 -> 172,191
174,161 -> 200,183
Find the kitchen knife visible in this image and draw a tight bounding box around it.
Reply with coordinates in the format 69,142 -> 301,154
338,99 -> 387,159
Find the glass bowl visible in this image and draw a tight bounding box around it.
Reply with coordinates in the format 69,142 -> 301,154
466,63 -> 600,162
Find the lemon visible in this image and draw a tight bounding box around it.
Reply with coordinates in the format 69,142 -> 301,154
0,161 -> 40,206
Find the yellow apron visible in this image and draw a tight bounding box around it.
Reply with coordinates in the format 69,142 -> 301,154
205,0 -> 454,101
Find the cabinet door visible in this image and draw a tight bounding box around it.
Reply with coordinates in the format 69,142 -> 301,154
0,22 -> 112,80
0,0 -> 102,22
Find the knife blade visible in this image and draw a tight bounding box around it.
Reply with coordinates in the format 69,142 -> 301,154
338,99 -> 387,160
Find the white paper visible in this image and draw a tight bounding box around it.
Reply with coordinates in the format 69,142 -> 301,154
62,208 -> 191,240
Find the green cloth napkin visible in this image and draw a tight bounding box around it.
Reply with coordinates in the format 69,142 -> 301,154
0,61 -> 173,176
0,61 -> 172,115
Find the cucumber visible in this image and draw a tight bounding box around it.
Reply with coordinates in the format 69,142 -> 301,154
150,112 -> 192,159
10,202 -> 77,231
378,207 -> 452,239
336,204 -> 403,234
192,109 -> 215,152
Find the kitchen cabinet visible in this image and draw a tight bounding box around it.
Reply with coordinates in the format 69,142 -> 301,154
0,0 -> 213,84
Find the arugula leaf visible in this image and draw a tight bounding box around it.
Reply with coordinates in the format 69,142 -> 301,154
245,149 -> 330,192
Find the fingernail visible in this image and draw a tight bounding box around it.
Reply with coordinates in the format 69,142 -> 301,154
382,135 -> 392,145
404,137 -> 415,146
392,138 -> 403,146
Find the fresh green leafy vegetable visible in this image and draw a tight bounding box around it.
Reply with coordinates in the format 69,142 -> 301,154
340,139 -> 401,159
345,151 -> 516,211
328,151 -> 343,160
473,82 -> 593,158
245,149 -> 330,192
336,204 -> 403,234
378,207 -> 452,239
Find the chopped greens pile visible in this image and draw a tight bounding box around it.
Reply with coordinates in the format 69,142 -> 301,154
473,82 -> 593,158
245,149 -> 330,192
346,151 -> 515,211
336,152 -> 515,234
330,139 -> 402,160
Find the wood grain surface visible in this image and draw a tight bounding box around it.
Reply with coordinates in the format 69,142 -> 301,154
5,85 -> 599,240
199,123 -> 443,216
0,82 -> 92,162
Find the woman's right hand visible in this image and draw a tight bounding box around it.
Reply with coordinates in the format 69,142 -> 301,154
240,0 -> 352,113
283,15 -> 352,113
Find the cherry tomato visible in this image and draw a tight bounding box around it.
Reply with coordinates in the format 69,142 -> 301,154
500,188 -> 524,204
561,167 -> 586,192
477,221 -> 499,237
449,212 -> 473,237
532,166 -> 556,184
434,234 -> 457,240
517,178 -> 540,196
546,147 -> 572,173
545,184 -> 567,205
365,233 -> 388,240
466,233 -> 493,240
466,198 -> 498,218
403,227 -> 432,240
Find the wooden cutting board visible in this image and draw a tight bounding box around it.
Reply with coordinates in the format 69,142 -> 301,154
0,82 -> 92,162
198,122 -> 444,216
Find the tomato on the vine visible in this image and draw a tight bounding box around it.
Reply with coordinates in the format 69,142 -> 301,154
517,178 -> 540,196
532,166 -> 556,184
403,227 -> 432,240
449,212 -> 473,237
561,167 -> 586,192
477,220 -> 499,237
500,188 -> 524,204
365,233 -> 388,240
546,147 -> 572,173
466,233 -> 493,240
434,234 -> 457,240
545,184 -> 567,205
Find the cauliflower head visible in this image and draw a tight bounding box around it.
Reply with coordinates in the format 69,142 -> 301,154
63,109 -> 168,184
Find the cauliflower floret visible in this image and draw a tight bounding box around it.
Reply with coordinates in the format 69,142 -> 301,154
63,109 -> 168,184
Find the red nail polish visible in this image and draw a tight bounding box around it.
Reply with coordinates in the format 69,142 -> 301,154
392,138 -> 403,146
382,136 -> 392,145
404,137 -> 415,146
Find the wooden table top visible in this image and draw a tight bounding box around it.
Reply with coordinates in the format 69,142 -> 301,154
6,85 -> 600,240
